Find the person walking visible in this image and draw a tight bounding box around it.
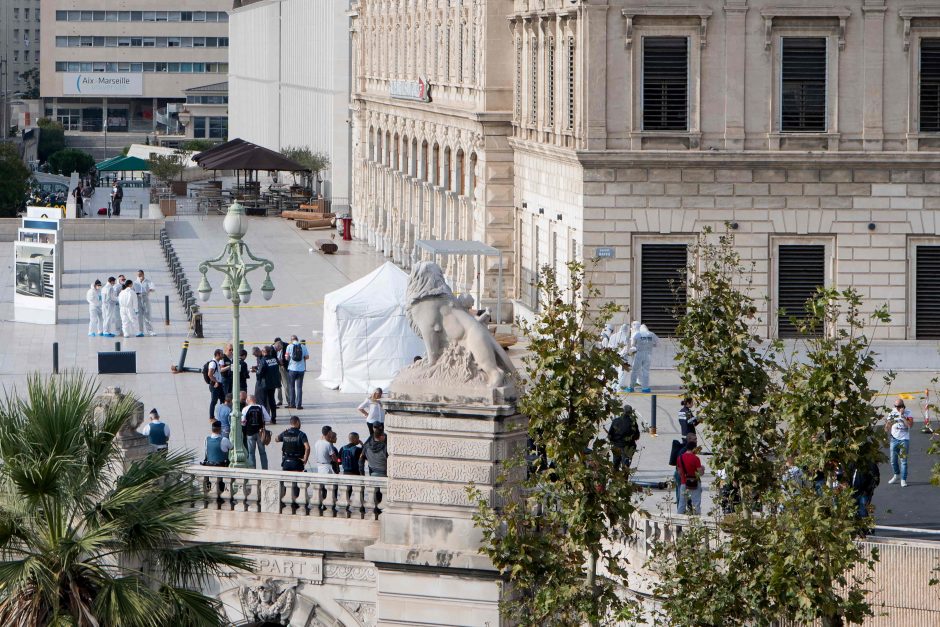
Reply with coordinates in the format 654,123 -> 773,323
850,459 -> 880,519
886,399 -> 914,487
111,181 -> 123,215
608,404 -> 640,471
358,388 -> 385,438
359,423 -> 389,477
276,416 -> 310,472
313,426 -> 335,474
262,346 -> 281,424
205,348 -> 225,421
340,432 -> 364,475
86,280 -> 103,336
202,420 -> 232,467
677,438 -> 704,515
141,409 -> 169,455
118,279 -> 139,338
135,269 -> 156,336
72,182 -> 85,217
214,393 -> 233,438
286,335 -> 309,410
240,395 -> 270,470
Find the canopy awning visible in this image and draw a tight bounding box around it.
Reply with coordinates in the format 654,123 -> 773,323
95,155 -> 150,172
415,239 -> 504,323
193,138 -> 309,172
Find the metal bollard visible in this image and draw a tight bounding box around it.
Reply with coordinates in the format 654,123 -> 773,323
650,394 -> 657,436
176,340 -> 190,372
52,342 -> 59,374
115,341 -> 121,351
138,203 -> 143,219
165,295 -> 170,326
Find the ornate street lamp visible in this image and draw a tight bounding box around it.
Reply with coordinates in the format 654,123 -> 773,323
198,201 -> 275,468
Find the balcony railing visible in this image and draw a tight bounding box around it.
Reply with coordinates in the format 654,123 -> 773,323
186,466 -> 386,520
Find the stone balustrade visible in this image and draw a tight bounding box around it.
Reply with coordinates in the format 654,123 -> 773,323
186,466 -> 386,520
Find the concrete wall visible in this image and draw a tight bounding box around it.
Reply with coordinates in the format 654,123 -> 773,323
228,0 -> 351,206
0,218 -> 163,242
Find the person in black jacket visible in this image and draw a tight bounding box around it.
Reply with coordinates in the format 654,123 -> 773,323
608,404 -> 640,471
850,459 -> 880,519
261,345 -> 281,424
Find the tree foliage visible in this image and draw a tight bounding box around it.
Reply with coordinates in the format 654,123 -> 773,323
19,68 -> 40,99
0,142 -> 30,217
183,139 -> 214,153
148,151 -> 186,185
652,229 -> 889,627
470,262 -> 639,626
47,148 -> 95,176
281,146 -> 330,176
37,118 -> 66,162
0,373 -> 252,626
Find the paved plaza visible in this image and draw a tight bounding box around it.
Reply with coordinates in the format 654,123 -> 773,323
0,214 -> 937,534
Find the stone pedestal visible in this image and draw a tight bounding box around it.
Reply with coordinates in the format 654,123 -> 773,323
93,386 -> 149,467
365,398 -> 527,626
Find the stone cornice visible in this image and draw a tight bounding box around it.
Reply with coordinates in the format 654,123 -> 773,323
353,94 -> 511,125
572,150 -> 940,169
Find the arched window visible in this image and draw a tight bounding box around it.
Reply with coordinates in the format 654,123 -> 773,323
431,143 -> 440,185
443,147 -> 452,191
468,152 -> 478,199
455,149 -> 465,196
420,140 -> 429,180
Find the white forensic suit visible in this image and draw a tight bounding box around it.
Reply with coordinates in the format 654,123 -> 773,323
628,323 -> 659,392
135,276 -> 156,335
86,283 -> 103,336
118,285 -> 139,337
100,282 -> 117,336
109,282 -> 123,335
607,323 -> 631,388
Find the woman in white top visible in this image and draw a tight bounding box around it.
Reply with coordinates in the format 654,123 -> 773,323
358,388 -> 385,438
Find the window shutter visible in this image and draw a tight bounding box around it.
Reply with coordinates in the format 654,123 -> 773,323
781,37 -> 827,132
777,245 -> 825,337
640,244 -> 687,336
916,246 -> 940,338
920,39 -> 940,133
642,37 -> 688,131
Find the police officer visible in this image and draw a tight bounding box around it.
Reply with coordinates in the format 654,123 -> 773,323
262,345 -> 282,424
276,416 -> 310,472
141,409 -> 170,455
202,420 -> 232,467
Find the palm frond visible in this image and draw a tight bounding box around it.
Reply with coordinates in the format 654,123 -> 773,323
155,543 -> 253,589
92,576 -> 165,627
159,584 -> 228,627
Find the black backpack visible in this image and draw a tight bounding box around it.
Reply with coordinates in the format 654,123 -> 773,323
668,440 -> 684,466
243,406 -> 264,436
291,343 -> 303,362
202,360 -> 213,385
341,444 -> 360,472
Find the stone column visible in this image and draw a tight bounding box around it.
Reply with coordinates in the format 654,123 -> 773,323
862,0 -> 886,151
366,398 -> 526,626
723,2 -> 748,150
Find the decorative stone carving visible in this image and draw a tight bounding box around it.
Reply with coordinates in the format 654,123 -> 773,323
394,261 -> 516,404
391,458 -> 493,483
239,578 -> 296,625
324,564 -> 377,582
389,480 -> 488,507
338,599 -> 377,627
94,387 -> 148,464
389,434 -> 491,460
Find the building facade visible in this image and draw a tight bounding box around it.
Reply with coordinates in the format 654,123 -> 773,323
228,0 -> 352,209
1,0 -> 41,96
39,0 -> 230,134
511,0 -> 940,340
348,0 -> 515,313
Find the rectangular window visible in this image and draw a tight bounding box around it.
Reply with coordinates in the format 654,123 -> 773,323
920,39 -> 940,133
194,117 -> 206,138
777,244 -> 825,337
642,36 -> 689,131
208,117 -> 228,139
781,37 -> 827,132
56,11 -> 66,21
640,243 -> 688,336
530,38 -> 538,124
566,37 -> 575,130
547,38 -> 555,128
916,246 -> 940,338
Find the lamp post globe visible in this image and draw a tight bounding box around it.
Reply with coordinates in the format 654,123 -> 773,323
223,201 -> 248,240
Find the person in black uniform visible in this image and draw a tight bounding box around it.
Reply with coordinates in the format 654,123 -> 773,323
276,416 -> 310,472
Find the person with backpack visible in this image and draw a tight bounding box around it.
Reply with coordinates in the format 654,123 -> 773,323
286,335 -> 309,409
607,404 -> 640,471
240,395 -> 270,469
677,436 -> 704,515
669,433 -> 696,507
204,349 -> 226,422
850,459 -> 881,519
340,432 -> 364,475
275,416 -> 310,472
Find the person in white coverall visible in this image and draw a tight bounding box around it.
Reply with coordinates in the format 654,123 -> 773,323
101,276 -> 118,337
135,269 -> 156,336
627,322 -> 659,393
607,323 -> 631,388
118,280 -> 139,338
86,280 -> 103,336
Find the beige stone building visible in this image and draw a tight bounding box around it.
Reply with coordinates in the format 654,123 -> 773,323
509,0 -> 940,341
39,0 -> 230,134
349,0 -> 515,314
1,0 -> 41,94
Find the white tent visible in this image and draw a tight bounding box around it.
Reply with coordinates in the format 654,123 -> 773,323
318,261 -> 425,393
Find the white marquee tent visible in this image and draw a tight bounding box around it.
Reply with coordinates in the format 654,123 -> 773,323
318,261 -> 425,393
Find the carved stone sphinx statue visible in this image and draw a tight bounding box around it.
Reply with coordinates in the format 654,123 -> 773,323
391,261 -> 517,405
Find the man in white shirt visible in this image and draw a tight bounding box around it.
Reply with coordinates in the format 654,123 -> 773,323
358,388 -> 385,438
313,425 -> 335,473
207,348 -> 226,422
886,398 -> 914,487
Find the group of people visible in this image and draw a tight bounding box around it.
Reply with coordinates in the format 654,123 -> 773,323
72,180 -> 123,217
205,336 -> 310,424
602,321 -> 660,393
86,270 -> 156,338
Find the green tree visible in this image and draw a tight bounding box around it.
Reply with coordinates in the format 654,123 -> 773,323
19,68 -> 40,99
281,146 -> 330,190
148,152 -> 185,186
0,373 -> 252,626
183,139 -> 214,153
652,229 -> 888,627
47,148 -> 95,176
0,142 -> 30,217
470,262 -> 639,626
37,118 -> 66,163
